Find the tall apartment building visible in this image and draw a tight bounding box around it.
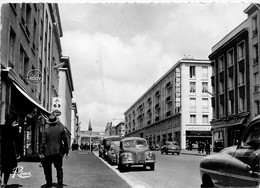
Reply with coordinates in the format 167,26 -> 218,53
0,3 -> 74,158
125,59 -> 212,149
209,3 -> 260,151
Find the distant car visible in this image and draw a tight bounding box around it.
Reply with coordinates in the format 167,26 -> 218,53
101,136 -> 122,161
118,137 -> 156,172
160,141 -> 181,155
200,115 -> 260,188
107,140 -> 121,165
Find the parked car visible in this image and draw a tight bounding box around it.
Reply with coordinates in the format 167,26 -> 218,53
118,137 -> 156,172
200,115 -> 260,188
107,140 -> 121,165
101,136 -> 122,161
160,141 -> 181,155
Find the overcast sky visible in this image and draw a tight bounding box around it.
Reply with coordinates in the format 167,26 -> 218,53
58,2 -> 251,132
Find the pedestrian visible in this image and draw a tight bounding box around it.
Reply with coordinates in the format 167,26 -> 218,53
1,114 -> 19,188
189,141 -> 192,151
40,114 -> 69,188
205,140 -> 211,155
198,141 -> 201,153
201,142 -> 205,153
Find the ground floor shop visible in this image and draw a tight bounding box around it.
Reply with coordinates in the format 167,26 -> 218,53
211,114 -> 249,152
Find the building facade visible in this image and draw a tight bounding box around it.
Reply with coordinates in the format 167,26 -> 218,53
125,59 -> 212,149
209,3 -> 260,151
0,3 -> 74,158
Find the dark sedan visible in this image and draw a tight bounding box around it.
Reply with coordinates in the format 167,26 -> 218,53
160,141 -> 181,155
200,115 -> 260,188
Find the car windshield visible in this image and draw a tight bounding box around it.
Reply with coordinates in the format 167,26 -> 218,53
111,141 -> 120,147
242,121 -> 260,148
124,140 -> 147,149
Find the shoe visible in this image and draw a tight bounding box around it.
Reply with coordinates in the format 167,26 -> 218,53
40,183 -> 52,188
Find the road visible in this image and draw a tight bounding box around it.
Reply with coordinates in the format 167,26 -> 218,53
98,150 -> 205,188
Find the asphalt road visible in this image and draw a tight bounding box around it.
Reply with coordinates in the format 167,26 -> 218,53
99,150 -> 205,188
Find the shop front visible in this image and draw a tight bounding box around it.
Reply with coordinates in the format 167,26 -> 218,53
1,69 -> 50,160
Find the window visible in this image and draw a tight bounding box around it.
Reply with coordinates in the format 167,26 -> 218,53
255,100 -> 260,116
202,98 -> 209,111
190,66 -> 196,79
9,27 -> 16,68
219,56 -> 224,71
254,72 -> 260,92
238,71 -> 245,86
190,98 -> 196,111
228,99 -> 234,114
227,49 -> 234,66
202,66 -> 208,78
253,16 -> 258,36
202,82 -> 208,93
202,115 -> 208,123
190,115 -> 196,123
190,82 -> 196,93
219,82 -> 224,93
239,96 -> 245,112
238,42 -> 245,60
228,76 -> 234,90
219,103 -> 224,117
253,44 -> 258,65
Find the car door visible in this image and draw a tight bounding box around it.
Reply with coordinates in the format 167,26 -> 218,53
226,121 -> 260,187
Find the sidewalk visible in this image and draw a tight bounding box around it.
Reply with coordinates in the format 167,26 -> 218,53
6,151 -> 131,188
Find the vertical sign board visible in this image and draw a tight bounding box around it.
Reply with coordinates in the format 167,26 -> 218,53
52,97 -> 62,112
175,68 -> 181,107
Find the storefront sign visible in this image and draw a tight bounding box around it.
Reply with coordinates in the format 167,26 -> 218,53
186,126 -> 211,131
175,68 -> 181,107
27,69 -> 42,85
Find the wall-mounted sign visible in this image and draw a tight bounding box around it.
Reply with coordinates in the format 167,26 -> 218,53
52,97 -> 62,111
27,69 -> 42,85
175,68 -> 181,107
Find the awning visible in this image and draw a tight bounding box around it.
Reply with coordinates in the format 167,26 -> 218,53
13,82 -> 50,115
211,117 -> 246,131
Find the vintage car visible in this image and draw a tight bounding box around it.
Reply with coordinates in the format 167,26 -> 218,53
160,141 -> 181,155
101,136 -> 122,161
107,140 -> 121,165
118,137 -> 156,172
200,115 -> 260,188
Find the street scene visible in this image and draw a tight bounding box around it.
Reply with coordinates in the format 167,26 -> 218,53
1,1 -> 260,188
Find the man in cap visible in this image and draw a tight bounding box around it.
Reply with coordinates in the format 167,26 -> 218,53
40,114 -> 69,188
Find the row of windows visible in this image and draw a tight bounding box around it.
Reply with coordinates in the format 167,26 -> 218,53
190,82 -> 208,93
190,114 -> 209,124
189,66 -> 208,79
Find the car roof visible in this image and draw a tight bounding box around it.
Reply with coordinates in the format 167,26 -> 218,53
103,136 -> 122,141
121,137 -> 146,142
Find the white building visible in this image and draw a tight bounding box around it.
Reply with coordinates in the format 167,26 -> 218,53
125,58 -> 212,149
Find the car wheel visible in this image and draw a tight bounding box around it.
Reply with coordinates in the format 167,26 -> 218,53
150,163 -> 155,171
118,163 -> 126,172
177,152 -> 180,155
143,164 -> 147,170
201,174 -> 214,188
161,150 -> 163,154
166,152 -> 168,155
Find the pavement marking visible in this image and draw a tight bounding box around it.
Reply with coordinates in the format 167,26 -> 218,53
92,151 -> 153,188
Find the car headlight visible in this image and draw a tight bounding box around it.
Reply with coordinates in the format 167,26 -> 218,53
122,152 -> 132,159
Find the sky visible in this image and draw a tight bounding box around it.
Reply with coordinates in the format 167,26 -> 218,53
58,2 -> 251,132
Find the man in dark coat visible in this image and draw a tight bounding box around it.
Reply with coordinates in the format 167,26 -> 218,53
40,114 -> 69,188
1,114 -> 19,188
